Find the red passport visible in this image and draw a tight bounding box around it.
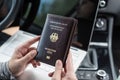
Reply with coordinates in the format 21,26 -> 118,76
35,14 -> 78,66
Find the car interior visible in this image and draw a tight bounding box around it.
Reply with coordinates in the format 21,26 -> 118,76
0,0 -> 120,80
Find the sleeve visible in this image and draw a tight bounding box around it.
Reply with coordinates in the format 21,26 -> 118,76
0,62 -> 16,80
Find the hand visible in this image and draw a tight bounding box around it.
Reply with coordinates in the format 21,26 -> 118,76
8,36 -> 40,77
49,53 -> 78,80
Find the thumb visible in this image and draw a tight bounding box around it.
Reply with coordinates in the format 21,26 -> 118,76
52,60 -> 62,80
21,50 -> 37,63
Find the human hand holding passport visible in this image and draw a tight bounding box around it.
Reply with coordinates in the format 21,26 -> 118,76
35,14 -> 78,66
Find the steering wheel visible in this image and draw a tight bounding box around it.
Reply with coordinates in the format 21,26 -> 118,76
0,0 -> 22,31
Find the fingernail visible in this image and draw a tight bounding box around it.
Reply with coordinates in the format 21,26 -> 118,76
31,50 -> 37,56
56,60 -> 61,66
33,65 -> 37,68
38,62 -> 40,66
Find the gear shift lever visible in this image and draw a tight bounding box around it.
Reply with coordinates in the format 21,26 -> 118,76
79,48 -> 98,70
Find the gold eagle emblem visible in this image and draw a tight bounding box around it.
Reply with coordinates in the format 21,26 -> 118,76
50,33 -> 58,42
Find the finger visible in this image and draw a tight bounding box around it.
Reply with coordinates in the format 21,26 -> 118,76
31,60 -> 37,68
21,47 -> 36,56
52,60 -> 62,80
28,47 -> 36,52
49,71 -> 65,77
15,36 -> 40,56
36,60 -> 40,66
31,60 -> 40,68
29,48 -> 40,67
19,36 -> 40,48
20,50 -> 37,63
66,52 -> 74,73
48,72 -> 54,77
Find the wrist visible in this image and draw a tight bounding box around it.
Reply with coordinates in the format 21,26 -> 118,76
8,61 -> 14,75
0,61 -> 15,79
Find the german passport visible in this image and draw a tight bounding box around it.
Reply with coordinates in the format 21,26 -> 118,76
35,14 -> 78,66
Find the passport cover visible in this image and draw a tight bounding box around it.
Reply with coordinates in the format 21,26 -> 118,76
35,14 -> 78,66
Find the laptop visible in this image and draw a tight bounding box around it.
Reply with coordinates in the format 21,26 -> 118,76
0,0 -> 99,79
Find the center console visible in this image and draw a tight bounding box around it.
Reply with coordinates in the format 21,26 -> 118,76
76,15 -> 118,80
